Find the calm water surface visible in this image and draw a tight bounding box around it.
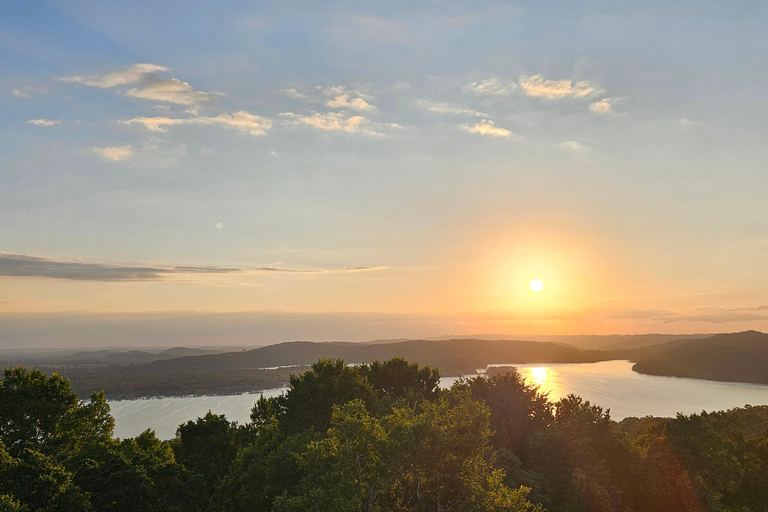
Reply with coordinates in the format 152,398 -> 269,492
110,360 -> 768,439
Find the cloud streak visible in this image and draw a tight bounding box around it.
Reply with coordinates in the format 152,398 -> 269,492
417,100 -> 488,117
92,145 -> 133,161
124,111 -> 272,136
464,78 -> 517,95
280,112 -> 399,135
0,253 -> 383,282
519,75 -> 600,99
59,63 -> 217,106
26,119 -> 61,126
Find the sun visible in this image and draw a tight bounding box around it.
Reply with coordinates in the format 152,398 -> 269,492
529,278 -> 544,292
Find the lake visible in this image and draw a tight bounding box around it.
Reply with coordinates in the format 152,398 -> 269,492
109,360 -> 768,439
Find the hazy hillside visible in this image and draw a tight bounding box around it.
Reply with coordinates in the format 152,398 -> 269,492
150,338 -> 612,376
0,346 -> 227,366
6,339 -> 619,399
423,334 -> 711,350
632,331 -> 768,384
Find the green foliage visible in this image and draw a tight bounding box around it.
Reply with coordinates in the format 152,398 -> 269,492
173,412 -> 246,488
251,359 -> 376,435
0,367 -> 79,454
273,397 -> 539,512
361,357 -> 441,404
5,361 -> 768,512
0,494 -> 29,512
214,424 -> 320,512
452,370 -> 553,455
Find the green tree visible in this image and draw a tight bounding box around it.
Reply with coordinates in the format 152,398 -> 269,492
251,359 -> 376,436
275,396 -> 541,512
172,412 -> 249,509
361,357 -> 441,405
0,367 -> 79,455
215,423 -> 319,512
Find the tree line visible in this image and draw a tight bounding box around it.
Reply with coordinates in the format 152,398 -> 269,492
2,358 -> 768,511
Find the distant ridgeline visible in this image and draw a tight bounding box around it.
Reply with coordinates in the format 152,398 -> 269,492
3,359 -> 768,511
3,332 -> 768,399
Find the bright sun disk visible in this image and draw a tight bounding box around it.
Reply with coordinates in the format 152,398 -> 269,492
529,278 -> 544,292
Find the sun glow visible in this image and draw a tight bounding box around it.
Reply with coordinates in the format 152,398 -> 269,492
529,366 -> 548,386
529,278 -> 544,292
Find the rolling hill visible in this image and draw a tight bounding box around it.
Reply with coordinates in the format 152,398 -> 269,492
632,331 -> 768,384
149,338 -> 613,376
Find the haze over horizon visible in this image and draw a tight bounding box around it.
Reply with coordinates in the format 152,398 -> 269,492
3,1 -> 768,346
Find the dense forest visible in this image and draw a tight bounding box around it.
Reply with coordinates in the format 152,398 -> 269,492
2,359 -> 768,511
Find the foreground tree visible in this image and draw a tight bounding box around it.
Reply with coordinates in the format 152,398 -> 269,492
273,396 -> 542,512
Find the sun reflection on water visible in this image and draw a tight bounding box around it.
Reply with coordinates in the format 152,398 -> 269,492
529,366 -> 548,386
520,366 -> 559,397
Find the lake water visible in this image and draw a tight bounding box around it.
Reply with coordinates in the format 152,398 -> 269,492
109,360 -> 768,439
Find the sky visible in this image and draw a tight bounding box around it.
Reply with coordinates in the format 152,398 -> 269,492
2,0 -> 768,346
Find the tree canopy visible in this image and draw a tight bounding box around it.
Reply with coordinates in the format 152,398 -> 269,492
2,360 -> 768,511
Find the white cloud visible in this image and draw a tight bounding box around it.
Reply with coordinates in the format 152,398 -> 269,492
464,78 -> 517,95
296,112 -> 366,132
589,98 -> 613,113
124,78 -> 214,106
278,88 -> 309,99
519,75 -> 600,99
26,119 -> 61,127
59,63 -> 216,106
124,111 -> 272,136
12,89 -> 30,98
280,112 -> 398,135
458,120 -> 511,137
59,63 -> 167,88
325,94 -> 374,111
323,85 -> 372,100
92,145 -> 134,161
417,100 -> 488,117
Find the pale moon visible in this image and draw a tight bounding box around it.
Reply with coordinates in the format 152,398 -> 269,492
529,278 -> 544,292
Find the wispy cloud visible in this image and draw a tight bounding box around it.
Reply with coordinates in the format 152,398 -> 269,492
464,78 -> 517,96
59,63 -> 217,106
12,89 -> 30,98
26,119 -> 61,127
326,94 -> 374,111
589,98 -> 613,113
278,88 -> 309,99
458,120 -> 511,137
125,111 -> 271,136
417,100 -> 488,117
93,145 -> 133,161
323,85 -> 373,100
0,253 -> 385,282
519,75 -> 600,99
280,112 -> 399,135
59,63 -> 167,88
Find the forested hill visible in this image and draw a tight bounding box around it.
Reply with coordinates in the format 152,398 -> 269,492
632,330 -> 768,384
149,338 -> 612,375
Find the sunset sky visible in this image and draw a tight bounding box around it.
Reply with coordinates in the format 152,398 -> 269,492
3,1 -> 768,346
